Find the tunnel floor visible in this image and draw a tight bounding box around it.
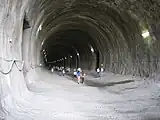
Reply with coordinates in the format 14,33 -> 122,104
4,68 -> 160,120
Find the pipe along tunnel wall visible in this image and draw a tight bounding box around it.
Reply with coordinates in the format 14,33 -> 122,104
0,0 -> 160,119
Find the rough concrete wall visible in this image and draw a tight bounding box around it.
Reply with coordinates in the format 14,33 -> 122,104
0,0 -> 28,118
28,0 -> 160,77
0,0 -> 160,118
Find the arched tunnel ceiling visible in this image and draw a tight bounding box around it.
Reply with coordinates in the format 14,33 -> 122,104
43,29 -> 96,61
28,0 -> 160,75
1,0 -> 160,120
41,29 -> 97,70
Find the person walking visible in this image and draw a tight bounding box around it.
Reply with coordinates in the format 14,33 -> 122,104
76,70 -> 81,84
51,67 -> 54,73
96,68 -> 100,77
81,71 -> 85,83
62,69 -> 65,76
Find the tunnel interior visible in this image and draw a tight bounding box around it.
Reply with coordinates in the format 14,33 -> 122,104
1,0 -> 160,119
42,29 -> 98,71
33,1 -> 160,77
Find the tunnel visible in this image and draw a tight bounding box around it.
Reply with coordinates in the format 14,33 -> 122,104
42,29 -> 98,70
0,0 -> 160,120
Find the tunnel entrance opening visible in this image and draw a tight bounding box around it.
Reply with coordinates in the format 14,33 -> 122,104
41,29 -> 99,72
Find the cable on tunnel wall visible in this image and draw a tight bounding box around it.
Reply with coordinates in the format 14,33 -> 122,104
0,57 -> 24,74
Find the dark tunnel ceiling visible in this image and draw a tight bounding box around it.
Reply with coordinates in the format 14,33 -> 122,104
42,29 -> 97,62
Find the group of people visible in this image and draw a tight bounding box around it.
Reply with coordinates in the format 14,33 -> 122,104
50,66 -> 85,84
73,68 -> 85,84
50,64 -> 104,83
51,66 -> 71,76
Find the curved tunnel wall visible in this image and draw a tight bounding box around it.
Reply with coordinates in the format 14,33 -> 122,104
1,0 -> 158,77
0,0 -> 160,78
0,0 -> 160,119
31,0 -> 160,77
0,0 -> 160,97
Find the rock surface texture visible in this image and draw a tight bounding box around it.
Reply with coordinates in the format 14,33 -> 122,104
0,0 -> 160,120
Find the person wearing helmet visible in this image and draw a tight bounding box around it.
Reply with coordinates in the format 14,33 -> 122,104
77,68 -> 82,72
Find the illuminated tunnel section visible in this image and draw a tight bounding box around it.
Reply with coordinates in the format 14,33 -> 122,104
42,29 -> 99,71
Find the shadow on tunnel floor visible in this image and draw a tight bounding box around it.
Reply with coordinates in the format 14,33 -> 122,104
84,79 -> 135,87
141,116 -> 160,120
59,72 -> 135,87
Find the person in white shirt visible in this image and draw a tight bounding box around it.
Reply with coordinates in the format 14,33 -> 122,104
51,67 -> 54,73
101,67 -> 104,72
62,69 -> 65,76
96,68 -> 100,77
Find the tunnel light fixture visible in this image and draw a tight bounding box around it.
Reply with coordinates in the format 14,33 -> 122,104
39,24 -> 42,31
91,47 -> 94,53
77,53 -> 80,56
41,41 -> 44,46
70,56 -> 72,58
65,57 -> 67,60
36,24 -> 42,37
43,50 -> 45,52
142,30 -> 150,38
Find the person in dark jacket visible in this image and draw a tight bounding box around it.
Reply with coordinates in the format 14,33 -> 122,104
81,71 -> 85,83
